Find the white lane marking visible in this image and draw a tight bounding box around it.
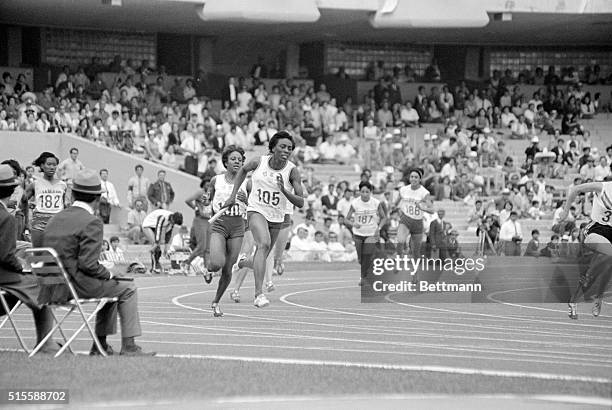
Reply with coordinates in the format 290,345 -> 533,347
385,294 -> 612,330
150,352 -> 612,384
487,287 -> 612,318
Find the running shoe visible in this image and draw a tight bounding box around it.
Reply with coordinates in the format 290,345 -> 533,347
230,290 -> 241,303
266,281 -> 275,292
592,297 -> 603,317
568,302 -> 578,320
211,303 -> 223,317
254,293 -> 270,308
232,253 -> 247,274
203,267 -> 213,284
275,261 -> 284,276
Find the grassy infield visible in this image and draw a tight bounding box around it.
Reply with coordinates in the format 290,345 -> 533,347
1,352 -> 610,405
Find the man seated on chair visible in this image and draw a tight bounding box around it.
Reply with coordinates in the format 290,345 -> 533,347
42,169 -> 155,356
0,164 -> 59,354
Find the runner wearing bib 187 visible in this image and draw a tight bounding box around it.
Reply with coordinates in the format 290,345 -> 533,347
394,168 -> 433,258
206,145 -> 248,317
345,181 -> 387,286
561,180 -> 612,319
223,131 -> 305,308
24,152 -> 67,247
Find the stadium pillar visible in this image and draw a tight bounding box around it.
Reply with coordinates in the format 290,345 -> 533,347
196,37 -> 214,74
6,26 -> 22,67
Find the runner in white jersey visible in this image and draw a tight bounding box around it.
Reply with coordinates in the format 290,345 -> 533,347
394,168 -> 433,258
223,131 -> 305,308
24,152 -> 67,247
560,179 -> 612,319
206,146 -> 247,317
345,181 -> 387,286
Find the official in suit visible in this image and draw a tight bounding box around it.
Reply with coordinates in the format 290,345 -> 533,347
147,170 -> 175,210
0,164 -> 59,353
220,77 -> 238,107
42,169 -> 154,356
426,209 -> 450,260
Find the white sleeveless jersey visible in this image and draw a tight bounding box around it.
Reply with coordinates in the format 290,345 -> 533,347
247,155 -> 295,223
212,173 -> 246,217
398,185 -> 429,220
591,181 -> 612,226
34,177 -> 67,214
351,197 -> 380,237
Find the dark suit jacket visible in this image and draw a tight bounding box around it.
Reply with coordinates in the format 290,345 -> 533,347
220,84 -> 238,106
428,219 -> 449,248
147,181 -> 175,206
42,206 -> 111,296
321,194 -> 338,211
0,204 -> 23,284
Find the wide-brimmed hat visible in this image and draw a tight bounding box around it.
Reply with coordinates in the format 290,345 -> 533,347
0,164 -> 18,187
71,169 -> 104,194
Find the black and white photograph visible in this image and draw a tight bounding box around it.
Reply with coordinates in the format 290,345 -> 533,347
0,0 -> 611,408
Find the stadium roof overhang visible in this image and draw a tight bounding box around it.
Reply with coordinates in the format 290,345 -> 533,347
0,0 -> 611,45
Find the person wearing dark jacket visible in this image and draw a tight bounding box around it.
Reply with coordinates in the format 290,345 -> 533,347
147,170 -> 175,210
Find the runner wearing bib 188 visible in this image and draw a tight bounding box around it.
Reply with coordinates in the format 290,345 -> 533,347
345,181 -> 387,286
206,145 -> 248,317
223,131 -> 305,308
561,180 -> 612,320
24,152 -> 67,247
394,168 -> 433,258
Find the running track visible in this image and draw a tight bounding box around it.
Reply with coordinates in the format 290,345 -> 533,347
1,263 -> 611,407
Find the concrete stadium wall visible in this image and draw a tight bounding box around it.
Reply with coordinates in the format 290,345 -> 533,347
1,131 -> 200,227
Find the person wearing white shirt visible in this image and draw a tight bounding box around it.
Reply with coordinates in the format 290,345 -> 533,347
224,124 -> 248,149
400,102 -> 419,126
440,158 -> 458,182
236,86 -> 253,114
318,135 -> 337,162
499,211 -> 523,256
336,189 -> 353,217
593,157 -> 610,181
288,225 -> 315,261
99,169 -> 120,224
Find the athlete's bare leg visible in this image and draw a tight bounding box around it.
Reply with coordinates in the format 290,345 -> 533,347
249,213 -> 281,296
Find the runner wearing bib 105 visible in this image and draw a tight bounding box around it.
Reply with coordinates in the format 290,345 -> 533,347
247,154 -> 295,226
223,132 -> 305,308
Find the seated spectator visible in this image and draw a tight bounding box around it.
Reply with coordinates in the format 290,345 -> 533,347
427,100 -> 443,123
335,134 -> 357,164
528,200 -> 545,220
539,234 -> 560,258
594,157 -> 611,181
42,169 -> 154,356
400,102 -> 420,126
446,230 -> 463,259
467,199 -> 486,227
500,106 -> 517,128
127,199 -> 148,244
311,231 -> 331,262
103,236 -> 127,264
327,231 -> 354,262
524,229 -> 540,256
288,224 -> 315,261
0,164 -> 60,353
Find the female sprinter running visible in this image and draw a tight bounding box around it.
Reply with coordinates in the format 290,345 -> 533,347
207,145 -> 248,317
24,152 -> 67,247
561,179 -> 612,319
345,181 -> 387,286
224,131 -> 304,307
394,168 -> 433,258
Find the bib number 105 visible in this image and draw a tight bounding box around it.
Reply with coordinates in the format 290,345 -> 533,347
257,189 -> 280,206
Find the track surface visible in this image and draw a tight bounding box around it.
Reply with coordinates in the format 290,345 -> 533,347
1,262 -> 611,408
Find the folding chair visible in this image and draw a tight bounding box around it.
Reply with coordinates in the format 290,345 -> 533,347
0,289 -> 29,353
24,247 -> 118,358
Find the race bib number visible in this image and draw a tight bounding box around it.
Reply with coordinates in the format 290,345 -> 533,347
256,188 -> 280,206
356,214 -> 374,225
37,193 -> 63,212
402,200 -> 421,217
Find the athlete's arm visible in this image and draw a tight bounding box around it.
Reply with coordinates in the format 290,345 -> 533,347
282,167 -> 305,208
561,182 -> 603,220
416,194 -> 434,214
344,206 -> 358,229
376,202 -> 388,235
206,176 -> 217,206
224,158 -> 259,207
185,188 -> 205,211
